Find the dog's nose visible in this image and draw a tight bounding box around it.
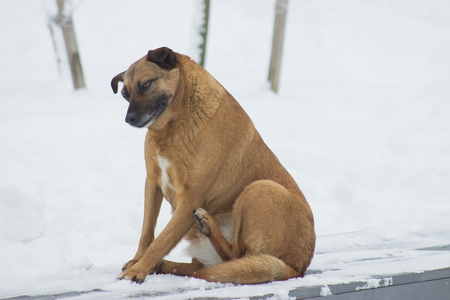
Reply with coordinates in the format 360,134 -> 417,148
125,112 -> 139,125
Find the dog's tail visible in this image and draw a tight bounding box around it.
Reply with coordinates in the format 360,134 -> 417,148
193,254 -> 301,284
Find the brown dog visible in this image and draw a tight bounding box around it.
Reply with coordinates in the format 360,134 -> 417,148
111,47 -> 315,284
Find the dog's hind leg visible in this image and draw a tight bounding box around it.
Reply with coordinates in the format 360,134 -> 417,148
158,258 -> 204,276
193,208 -> 236,262
193,180 -> 314,284
193,254 -> 299,284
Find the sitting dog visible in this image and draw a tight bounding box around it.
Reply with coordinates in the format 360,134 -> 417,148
111,47 -> 315,284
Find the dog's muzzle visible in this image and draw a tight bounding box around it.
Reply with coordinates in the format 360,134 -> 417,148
125,98 -> 168,128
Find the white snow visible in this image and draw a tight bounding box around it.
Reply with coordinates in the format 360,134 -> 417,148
1,0 -> 450,298
320,285 -> 333,297
355,277 -> 393,291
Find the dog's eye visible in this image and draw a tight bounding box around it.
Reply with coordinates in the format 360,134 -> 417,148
139,79 -> 156,93
121,89 -> 130,100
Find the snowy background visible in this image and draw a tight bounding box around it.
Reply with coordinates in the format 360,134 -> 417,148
1,0 -> 450,298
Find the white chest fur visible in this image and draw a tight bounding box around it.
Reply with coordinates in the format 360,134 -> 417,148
157,155 -> 174,192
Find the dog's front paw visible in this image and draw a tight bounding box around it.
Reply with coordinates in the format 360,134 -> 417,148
194,208 -> 212,236
122,259 -> 139,271
117,267 -> 147,284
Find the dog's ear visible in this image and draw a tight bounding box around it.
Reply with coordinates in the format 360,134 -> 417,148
147,47 -> 178,70
111,71 -> 125,94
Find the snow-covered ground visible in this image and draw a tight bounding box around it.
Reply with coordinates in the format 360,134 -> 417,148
1,0 -> 450,298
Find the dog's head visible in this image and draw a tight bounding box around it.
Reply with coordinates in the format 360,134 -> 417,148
111,47 -> 180,128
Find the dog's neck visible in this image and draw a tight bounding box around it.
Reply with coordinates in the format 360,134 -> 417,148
147,55 -> 226,153
178,55 -> 224,118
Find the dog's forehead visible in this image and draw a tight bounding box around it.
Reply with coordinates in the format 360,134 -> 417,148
123,57 -> 167,84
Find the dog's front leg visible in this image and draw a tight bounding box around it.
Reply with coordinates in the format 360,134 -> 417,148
117,200 -> 196,283
122,178 -> 163,271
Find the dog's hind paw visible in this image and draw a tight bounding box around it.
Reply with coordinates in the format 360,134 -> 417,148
193,208 -> 212,236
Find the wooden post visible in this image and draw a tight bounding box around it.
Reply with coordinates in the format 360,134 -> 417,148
199,0 -> 211,67
268,0 -> 288,93
56,0 -> 85,89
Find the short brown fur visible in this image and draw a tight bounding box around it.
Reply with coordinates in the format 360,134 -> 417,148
111,47 -> 315,284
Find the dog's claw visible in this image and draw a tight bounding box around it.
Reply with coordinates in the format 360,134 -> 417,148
117,269 -> 146,284
116,272 -> 125,281
193,210 -> 202,223
132,277 -> 144,284
194,208 -> 211,236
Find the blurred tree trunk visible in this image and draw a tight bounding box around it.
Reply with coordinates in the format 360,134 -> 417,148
268,0 -> 288,93
56,0 -> 85,89
199,0 -> 210,67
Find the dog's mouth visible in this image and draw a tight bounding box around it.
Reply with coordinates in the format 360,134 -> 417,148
126,96 -> 168,128
142,98 -> 168,127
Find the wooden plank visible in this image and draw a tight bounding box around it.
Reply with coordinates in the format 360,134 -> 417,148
246,267 -> 450,300
301,278 -> 450,300
268,0 -> 289,93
